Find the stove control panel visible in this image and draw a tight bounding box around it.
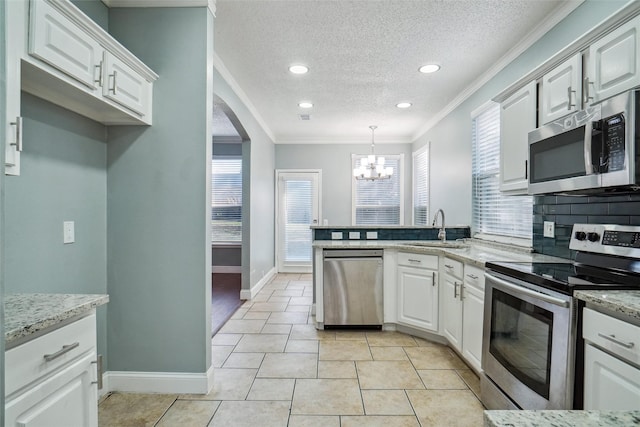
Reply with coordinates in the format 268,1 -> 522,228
570,224 -> 640,257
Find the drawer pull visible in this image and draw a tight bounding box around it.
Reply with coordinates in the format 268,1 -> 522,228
466,274 -> 478,280
43,342 -> 79,362
408,259 -> 421,263
432,271 -> 436,286
445,264 -> 454,269
598,333 -> 635,349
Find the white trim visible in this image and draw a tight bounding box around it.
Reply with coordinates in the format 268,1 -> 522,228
212,265 -> 242,274
104,366 -> 214,394
213,53 -> 276,142
411,143 -> 429,226
239,267 -> 276,300
470,99 -> 499,119
276,136 -> 412,145
411,0 -> 583,141
473,233 -> 532,249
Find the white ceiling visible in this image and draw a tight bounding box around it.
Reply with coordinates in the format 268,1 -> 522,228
213,0 -> 581,143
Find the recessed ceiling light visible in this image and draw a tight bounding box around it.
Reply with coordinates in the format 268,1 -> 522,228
396,102 -> 412,109
299,102 -> 313,108
419,64 -> 440,74
289,65 -> 309,74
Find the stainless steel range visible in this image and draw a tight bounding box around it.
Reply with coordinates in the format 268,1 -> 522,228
481,223 -> 640,410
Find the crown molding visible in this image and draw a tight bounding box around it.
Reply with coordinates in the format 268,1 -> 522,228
275,136 -> 412,145
411,0 -> 583,142
213,53 -> 276,142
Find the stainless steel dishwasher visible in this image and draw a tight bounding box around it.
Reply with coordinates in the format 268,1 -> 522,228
323,249 -> 383,328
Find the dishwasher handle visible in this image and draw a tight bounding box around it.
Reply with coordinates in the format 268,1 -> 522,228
323,249 -> 383,258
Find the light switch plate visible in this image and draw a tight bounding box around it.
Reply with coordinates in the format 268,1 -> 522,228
349,231 -> 361,240
366,231 -> 378,240
331,232 -> 343,240
63,221 -> 75,244
543,221 -> 555,238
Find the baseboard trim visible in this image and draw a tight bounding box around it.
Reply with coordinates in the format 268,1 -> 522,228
104,367 -> 214,394
239,267 -> 276,300
212,265 -> 242,274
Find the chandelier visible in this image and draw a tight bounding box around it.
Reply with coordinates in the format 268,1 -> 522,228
353,126 -> 393,181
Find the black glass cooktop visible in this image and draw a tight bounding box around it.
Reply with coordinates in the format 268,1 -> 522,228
486,260 -> 640,295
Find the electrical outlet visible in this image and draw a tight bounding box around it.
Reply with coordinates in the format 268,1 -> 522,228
63,221 -> 75,244
543,221 -> 555,238
366,231 -> 378,240
349,231 -> 361,240
331,232 -> 343,240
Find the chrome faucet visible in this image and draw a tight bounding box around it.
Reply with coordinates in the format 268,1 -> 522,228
432,209 -> 446,241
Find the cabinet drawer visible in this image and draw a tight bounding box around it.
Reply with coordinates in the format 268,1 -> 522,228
397,252 -> 438,269
6,313 -> 97,397
583,308 -> 640,366
443,257 -> 463,279
463,264 -> 485,291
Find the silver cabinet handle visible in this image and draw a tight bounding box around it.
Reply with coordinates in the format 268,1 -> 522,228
92,354 -> 104,389
445,264 -> 454,269
460,283 -> 465,300
598,333 -> 635,349
408,259 -> 421,264
466,274 -> 478,280
94,61 -> 104,86
110,70 -> 118,95
43,342 -> 79,362
584,77 -> 594,103
567,86 -> 576,110
524,160 -> 528,180
10,116 -> 22,152
432,271 -> 436,286
454,281 -> 459,299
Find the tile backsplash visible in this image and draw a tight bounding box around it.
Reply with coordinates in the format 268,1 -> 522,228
533,193 -> 640,259
313,226 -> 471,241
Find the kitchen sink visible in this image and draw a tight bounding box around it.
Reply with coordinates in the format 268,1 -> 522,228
403,241 -> 468,249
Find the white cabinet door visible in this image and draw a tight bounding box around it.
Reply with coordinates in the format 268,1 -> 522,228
461,283 -> 484,372
29,0 -> 103,91
500,80 -> 537,194
5,352 -> 98,427
397,265 -> 438,332
103,51 -> 153,119
586,15 -> 640,105
540,54 -> 582,124
4,0 -> 27,176
584,344 -> 640,410
442,274 -> 462,350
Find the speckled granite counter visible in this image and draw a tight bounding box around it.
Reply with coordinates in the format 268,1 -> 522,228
313,239 -> 567,267
575,290 -> 640,321
484,410 -> 640,426
5,293 -> 109,347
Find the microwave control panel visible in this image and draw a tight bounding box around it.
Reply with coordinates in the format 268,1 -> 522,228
603,113 -> 626,172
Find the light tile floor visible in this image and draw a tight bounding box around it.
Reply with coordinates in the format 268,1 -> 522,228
99,274 -> 484,426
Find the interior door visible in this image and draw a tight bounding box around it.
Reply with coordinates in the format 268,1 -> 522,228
276,171 -> 321,273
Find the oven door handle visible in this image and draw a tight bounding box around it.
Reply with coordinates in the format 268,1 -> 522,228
485,273 -> 570,308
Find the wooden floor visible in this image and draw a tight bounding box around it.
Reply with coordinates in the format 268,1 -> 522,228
211,273 -> 244,336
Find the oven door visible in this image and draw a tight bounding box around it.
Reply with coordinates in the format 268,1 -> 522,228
482,271 -> 574,410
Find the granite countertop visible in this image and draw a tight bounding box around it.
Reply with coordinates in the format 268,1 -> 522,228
575,290 -> 640,321
484,410 -> 640,426
313,239 -> 567,267
5,293 -> 109,346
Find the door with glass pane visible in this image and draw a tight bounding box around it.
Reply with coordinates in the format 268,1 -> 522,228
276,171 -> 321,273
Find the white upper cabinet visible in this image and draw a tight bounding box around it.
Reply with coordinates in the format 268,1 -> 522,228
102,51 -> 153,118
540,53 -> 582,124
500,80 -> 537,194
585,15 -> 640,106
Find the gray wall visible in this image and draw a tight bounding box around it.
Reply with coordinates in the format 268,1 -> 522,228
106,7 -> 213,373
213,68 -> 275,290
413,0 -> 630,230
4,93 -> 109,366
1,0 -> 6,415
276,143 -> 413,226
71,0 -> 108,30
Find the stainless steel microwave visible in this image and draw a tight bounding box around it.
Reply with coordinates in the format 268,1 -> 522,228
528,90 -> 640,195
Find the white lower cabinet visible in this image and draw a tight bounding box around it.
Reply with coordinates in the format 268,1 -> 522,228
441,259 -> 485,372
396,252 -> 439,332
5,314 -> 99,427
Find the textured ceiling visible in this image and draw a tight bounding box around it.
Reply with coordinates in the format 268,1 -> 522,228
214,0 -> 579,143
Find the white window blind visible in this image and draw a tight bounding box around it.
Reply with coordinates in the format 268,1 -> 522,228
413,144 -> 429,225
472,103 -> 532,239
352,154 -> 403,225
283,179 -> 314,262
211,156 -> 242,242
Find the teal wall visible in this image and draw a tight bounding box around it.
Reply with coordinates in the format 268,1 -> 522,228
70,0 -> 108,30
4,93 -> 109,366
213,68 -> 276,290
412,0 -> 630,229
1,0 -> 7,415
107,7 -> 213,373
275,143 -> 414,226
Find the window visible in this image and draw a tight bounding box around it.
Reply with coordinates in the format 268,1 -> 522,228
211,156 -> 242,242
472,103 -> 532,239
413,144 -> 429,225
352,154 -> 404,225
